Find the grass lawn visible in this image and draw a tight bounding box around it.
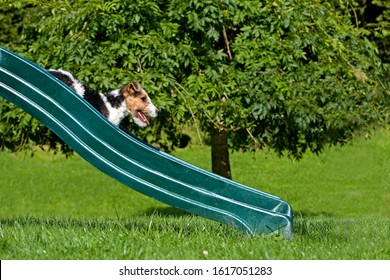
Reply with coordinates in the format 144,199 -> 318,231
0,130 -> 389,259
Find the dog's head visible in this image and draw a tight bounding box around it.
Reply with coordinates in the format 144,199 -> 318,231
122,82 -> 158,127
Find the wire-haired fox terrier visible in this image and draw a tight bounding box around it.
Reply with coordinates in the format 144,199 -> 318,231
49,69 -> 158,126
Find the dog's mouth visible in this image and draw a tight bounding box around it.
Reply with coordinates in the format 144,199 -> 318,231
136,110 -> 150,126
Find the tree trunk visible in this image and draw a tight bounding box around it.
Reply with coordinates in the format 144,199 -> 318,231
210,127 -> 232,179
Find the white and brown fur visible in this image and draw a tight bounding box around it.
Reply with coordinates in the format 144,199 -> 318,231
49,69 -> 158,126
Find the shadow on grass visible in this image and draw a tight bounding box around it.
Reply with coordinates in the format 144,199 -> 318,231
0,216 -> 121,229
143,206 -> 193,217
292,211 -> 353,243
0,206 -> 193,230
293,210 -> 337,218
0,210 -> 208,236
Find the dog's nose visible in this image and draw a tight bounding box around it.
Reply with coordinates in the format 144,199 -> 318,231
155,108 -> 159,115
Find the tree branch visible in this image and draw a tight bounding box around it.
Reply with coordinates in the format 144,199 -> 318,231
222,25 -> 232,61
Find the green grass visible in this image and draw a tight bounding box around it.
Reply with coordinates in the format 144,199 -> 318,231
0,130 -> 390,259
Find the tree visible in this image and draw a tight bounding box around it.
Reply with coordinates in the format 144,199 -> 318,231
1,0 -> 388,179
341,0 -> 390,63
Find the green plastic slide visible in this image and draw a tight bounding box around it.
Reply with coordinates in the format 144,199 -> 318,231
0,47 -> 293,237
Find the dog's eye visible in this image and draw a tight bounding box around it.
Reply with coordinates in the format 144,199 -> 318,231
141,97 -> 147,102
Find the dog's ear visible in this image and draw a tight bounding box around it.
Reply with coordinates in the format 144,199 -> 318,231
128,82 -> 141,93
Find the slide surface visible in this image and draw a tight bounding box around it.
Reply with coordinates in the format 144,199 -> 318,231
0,47 -> 293,237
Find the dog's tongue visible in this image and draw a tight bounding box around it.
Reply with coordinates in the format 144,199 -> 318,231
138,112 -> 150,125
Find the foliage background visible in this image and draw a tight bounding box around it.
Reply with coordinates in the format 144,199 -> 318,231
0,0 -> 389,177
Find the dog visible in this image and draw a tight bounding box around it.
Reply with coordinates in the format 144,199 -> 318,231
48,69 -> 158,126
